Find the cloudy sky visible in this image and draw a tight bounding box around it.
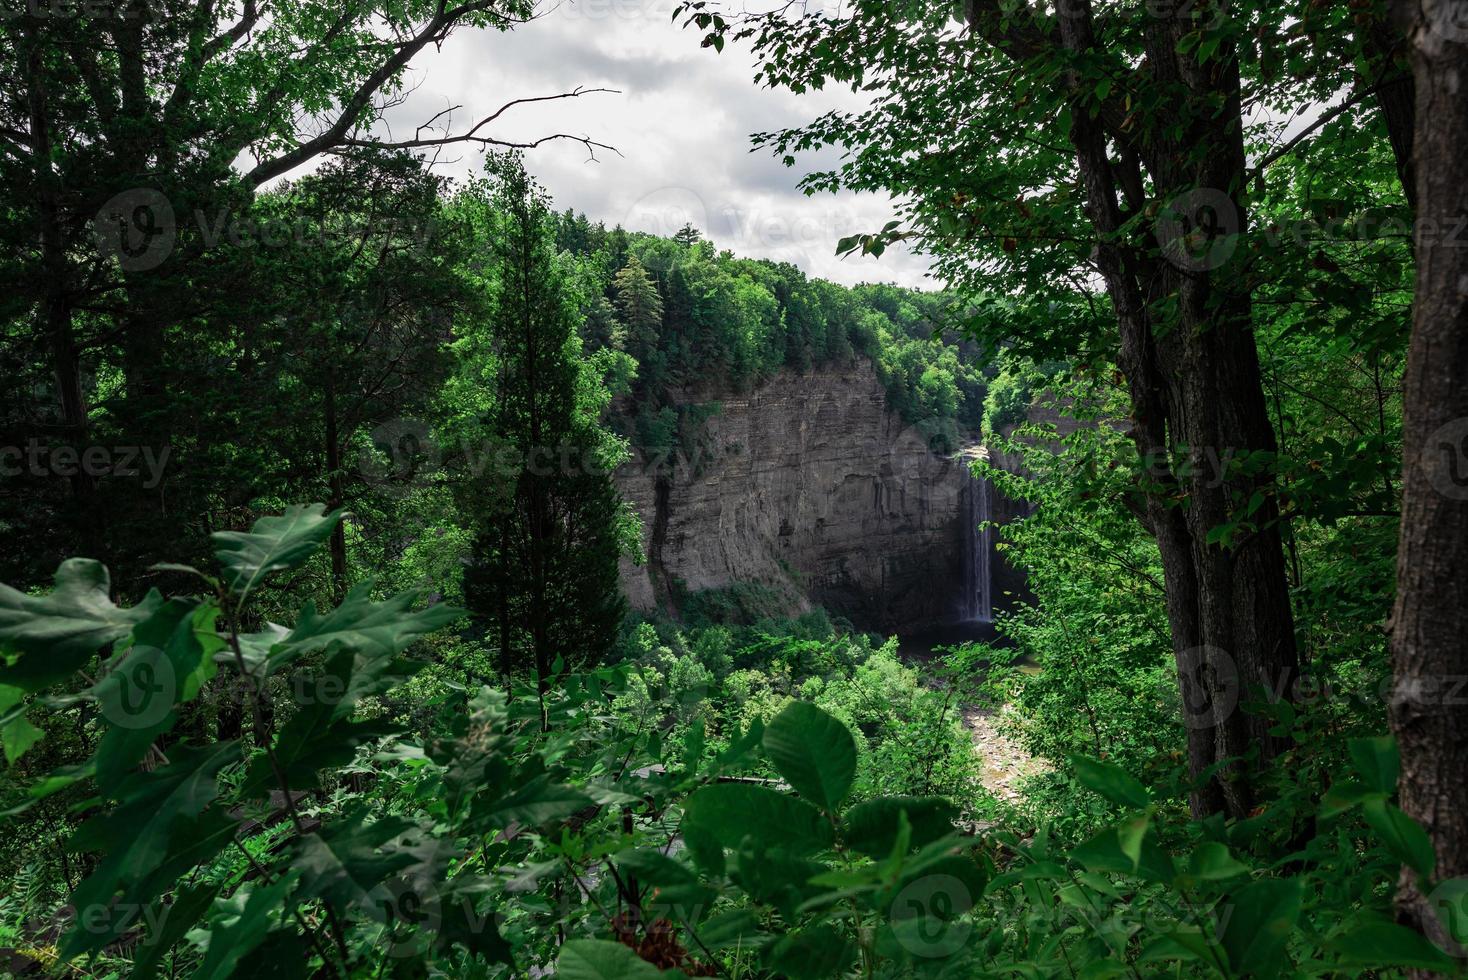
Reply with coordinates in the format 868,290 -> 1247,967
377,0 -> 933,288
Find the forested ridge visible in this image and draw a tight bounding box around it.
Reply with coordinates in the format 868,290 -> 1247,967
1,0 -> 1467,977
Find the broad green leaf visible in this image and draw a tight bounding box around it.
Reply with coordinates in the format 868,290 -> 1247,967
292,808 -> 421,911
1219,877 -> 1304,979
190,872 -> 300,980
93,599 -> 221,793
1319,778 -> 1384,819
1363,798 -> 1436,877
613,847 -> 701,886
766,924 -> 854,979
557,938 -> 667,979
1137,929 -> 1216,965
265,583 -> 462,674
1184,842 -> 1250,881
0,559 -> 162,691
1348,735 -> 1400,795
682,782 -> 834,856
762,701 -> 857,812
732,841 -> 828,919
1069,754 -> 1150,809
62,741 -> 242,958
436,876 -> 514,965
477,772 -> 595,829
129,882 -> 223,980
211,504 -> 343,603
1325,917 -> 1457,972
0,684 -> 43,764
697,909 -> 763,949
842,796 -> 957,859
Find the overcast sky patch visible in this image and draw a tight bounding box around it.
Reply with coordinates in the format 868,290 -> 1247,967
383,1 -> 933,288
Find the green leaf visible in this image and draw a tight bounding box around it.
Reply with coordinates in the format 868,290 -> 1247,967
1348,735 -> 1399,795
766,925 -> 854,979
1071,825 -> 1139,875
1070,755 -> 1150,809
129,882 -> 223,980
613,847 -> 701,887
62,741 -> 242,959
1318,778 -> 1384,819
843,796 -> 957,859
557,938 -> 668,979
1219,877 -> 1304,979
0,559 -> 162,691
190,872 -> 300,980
682,782 -> 833,855
1325,917 -> 1458,972
265,583 -> 462,675
93,599 -> 221,793
733,841 -> 828,919
1364,798 -> 1436,877
762,701 -> 857,812
478,772 -> 595,829
211,504 -> 344,603
1184,842 -> 1250,881
0,684 -> 43,764
292,808 -> 420,911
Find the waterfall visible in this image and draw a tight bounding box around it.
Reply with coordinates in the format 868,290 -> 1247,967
964,467 -> 994,623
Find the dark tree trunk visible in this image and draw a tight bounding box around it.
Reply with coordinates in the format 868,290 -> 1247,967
1389,0 -> 1468,958
1361,9 -> 1419,208
498,523 -> 513,683
25,24 -> 90,475
324,372 -> 348,599
1050,0 -> 1301,818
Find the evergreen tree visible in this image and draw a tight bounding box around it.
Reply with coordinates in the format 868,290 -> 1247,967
613,255 -> 665,365
460,157 -> 627,696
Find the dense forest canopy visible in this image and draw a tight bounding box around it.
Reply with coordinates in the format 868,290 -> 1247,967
1,0 -> 1466,977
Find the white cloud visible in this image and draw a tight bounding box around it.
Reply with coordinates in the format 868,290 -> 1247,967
379,1 -> 933,288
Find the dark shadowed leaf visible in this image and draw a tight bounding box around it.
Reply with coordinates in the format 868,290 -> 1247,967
682,782 -> 833,855
763,701 -> 857,812
0,559 -> 162,691
211,504 -> 343,603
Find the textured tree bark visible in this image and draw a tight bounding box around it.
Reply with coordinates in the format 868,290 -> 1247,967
1049,0 -> 1300,818
1362,9 -> 1419,208
1389,0 -> 1468,960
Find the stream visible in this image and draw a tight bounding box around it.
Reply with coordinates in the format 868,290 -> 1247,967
894,618 -> 1041,806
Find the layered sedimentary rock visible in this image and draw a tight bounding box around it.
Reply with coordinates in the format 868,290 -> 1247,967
614,359 -> 1024,630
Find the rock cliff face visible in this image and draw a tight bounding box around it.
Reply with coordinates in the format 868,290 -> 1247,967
614,360 -> 1026,631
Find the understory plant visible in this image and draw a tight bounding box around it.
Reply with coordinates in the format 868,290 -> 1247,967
0,506 -> 1461,978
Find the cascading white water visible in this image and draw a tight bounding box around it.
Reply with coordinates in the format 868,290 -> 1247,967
964,467 -> 994,623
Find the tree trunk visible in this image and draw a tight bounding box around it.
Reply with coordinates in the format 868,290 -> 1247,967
1054,0 -> 1300,818
324,371 -> 348,599
1361,9 -> 1419,208
1389,0 -> 1468,957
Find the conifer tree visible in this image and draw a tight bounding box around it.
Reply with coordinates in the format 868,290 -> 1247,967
460,156 -> 627,697
613,255 -> 665,363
